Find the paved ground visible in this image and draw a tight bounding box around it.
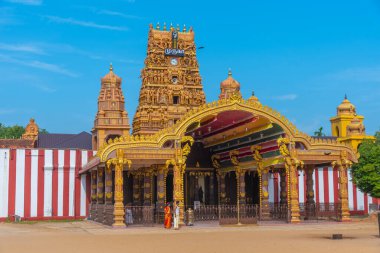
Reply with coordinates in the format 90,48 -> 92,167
0,218 -> 379,253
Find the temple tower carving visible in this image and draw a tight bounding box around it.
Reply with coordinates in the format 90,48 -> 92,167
132,23 -> 206,135
92,64 -> 131,150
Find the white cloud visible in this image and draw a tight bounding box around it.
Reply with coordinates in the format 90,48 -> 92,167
0,54 -> 78,77
44,16 -> 128,31
330,66 -> 380,83
0,43 -> 44,54
271,94 -> 298,101
97,9 -> 143,20
5,0 -> 42,5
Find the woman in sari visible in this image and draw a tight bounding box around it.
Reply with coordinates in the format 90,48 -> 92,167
164,203 -> 172,229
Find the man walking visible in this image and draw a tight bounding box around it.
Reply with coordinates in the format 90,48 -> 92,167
174,201 -> 180,230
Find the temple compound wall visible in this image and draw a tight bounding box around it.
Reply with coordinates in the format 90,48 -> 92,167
0,149 -> 94,221
0,148 -> 377,222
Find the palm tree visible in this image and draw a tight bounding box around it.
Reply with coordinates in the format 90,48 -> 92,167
314,127 -> 325,137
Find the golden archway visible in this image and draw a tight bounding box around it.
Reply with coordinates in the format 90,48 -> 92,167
96,97 -> 357,163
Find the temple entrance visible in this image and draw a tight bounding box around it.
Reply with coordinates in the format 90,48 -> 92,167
245,172 -> 260,205
166,173 -> 173,203
225,172 -> 237,205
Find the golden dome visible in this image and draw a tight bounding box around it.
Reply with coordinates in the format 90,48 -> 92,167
248,91 -> 261,104
337,95 -> 356,116
101,64 -> 121,84
220,69 -> 240,90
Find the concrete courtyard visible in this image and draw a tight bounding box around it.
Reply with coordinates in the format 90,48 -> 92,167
0,218 -> 379,253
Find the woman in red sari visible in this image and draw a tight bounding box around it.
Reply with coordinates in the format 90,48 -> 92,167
164,203 -> 172,229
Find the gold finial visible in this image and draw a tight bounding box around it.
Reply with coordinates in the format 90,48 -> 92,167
156,22 -> 160,30
163,22 -> 167,31
110,63 -> 113,72
183,24 -> 186,32
170,23 -> 173,30
176,24 -> 180,31
228,68 -> 232,77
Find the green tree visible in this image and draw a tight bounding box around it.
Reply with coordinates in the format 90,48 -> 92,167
351,131 -> 380,198
0,123 -> 48,139
0,124 -> 25,139
314,126 -> 325,137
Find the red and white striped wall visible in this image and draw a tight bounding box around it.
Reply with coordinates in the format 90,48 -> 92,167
268,167 -> 380,214
0,149 -> 95,221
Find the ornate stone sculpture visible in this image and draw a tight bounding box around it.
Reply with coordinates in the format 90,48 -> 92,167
132,25 -> 206,135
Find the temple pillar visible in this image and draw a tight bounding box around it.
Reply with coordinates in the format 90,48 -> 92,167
156,165 -> 166,211
280,170 -> 287,204
333,152 -> 351,222
260,167 -> 270,220
110,149 -> 131,228
173,164 -> 185,224
237,168 -> 246,205
288,163 -> 301,223
209,173 -> 215,205
305,166 -> 315,219
90,170 -> 97,220
105,165 -> 113,204
144,169 -> 152,206
133,173 -> 141,205
217,171 -> 226,204
97,167 -> 105,204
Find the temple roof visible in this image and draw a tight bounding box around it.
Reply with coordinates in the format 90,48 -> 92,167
0,139 -> 35,149
35,132 -> 92,149
337,95 -> 356,116
220,69 -> 240,90
101,64 -> 121,84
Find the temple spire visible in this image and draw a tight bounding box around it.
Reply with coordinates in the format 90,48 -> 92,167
228,68 -> 232,77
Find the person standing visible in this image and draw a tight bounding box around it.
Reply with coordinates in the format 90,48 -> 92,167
174,201 -> 180,230
164,203 -> 172,229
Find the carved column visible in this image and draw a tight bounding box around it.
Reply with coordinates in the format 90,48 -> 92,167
97,167 -> 105,204
305,165 -> 315,220
305,166 -> 315,205
209,173 -> 215,205
156,165 -> 166,211
260,167 -> 270,220
280,170 -> 287,204
133,173 -> 141,205
277,137 -> 302,223
90,170 -> 97,220
107,149 -> 131,228
144,169 -> 152,206
217,171 -> 226,204
237,168 -> 246,205
332,151 -> 352,222
173,163 -> 185,223
105,165 -> 113,204
288,162 -> 301,223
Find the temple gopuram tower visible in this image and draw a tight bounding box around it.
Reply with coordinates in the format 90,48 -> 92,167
330,95 -> 374,150
92,65 -> 131,150
132,23 -> 206,135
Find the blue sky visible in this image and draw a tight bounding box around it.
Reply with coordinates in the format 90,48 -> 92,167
0,0 -> 380,135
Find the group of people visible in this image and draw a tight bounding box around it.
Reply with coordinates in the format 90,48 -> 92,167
164,201 -> 180,230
